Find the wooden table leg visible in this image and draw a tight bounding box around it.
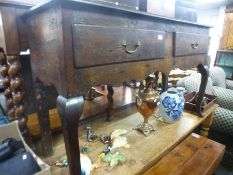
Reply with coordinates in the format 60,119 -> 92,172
57,95 -> 84,175
35,78 -> 53,157
200,113 -> 214,137
161,73 -> 168,93
100,85 -> 105,91
106,85 -> 114,121
85,87 -> 95,101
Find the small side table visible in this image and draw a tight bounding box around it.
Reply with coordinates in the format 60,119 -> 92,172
200,104 -> 218,137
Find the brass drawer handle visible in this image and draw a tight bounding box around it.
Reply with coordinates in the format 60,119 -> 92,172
121,40 -> 140,54
191,42 -> 199,49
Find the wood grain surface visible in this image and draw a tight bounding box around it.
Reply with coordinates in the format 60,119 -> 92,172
72,24 -> 165,68
144,133 -> 225,175
174,32 -> 209,57
43,104 -> 218,175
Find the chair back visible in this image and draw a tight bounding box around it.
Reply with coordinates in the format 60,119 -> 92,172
209,67 -> 226,88
177,73 -> 213,95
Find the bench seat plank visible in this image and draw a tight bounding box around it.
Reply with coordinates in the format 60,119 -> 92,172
144,133 -> 225,175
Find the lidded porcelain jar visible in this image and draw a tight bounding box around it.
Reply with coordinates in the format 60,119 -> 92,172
157,87 -> 184,123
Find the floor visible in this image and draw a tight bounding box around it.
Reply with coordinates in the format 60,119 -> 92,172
216,166 -> 233,175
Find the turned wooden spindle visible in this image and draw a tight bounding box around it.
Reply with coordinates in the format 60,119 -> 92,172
6,97 -> 14,108
106,85 -> 114,121
0,65 -> 8,76
4,87 -> 12,98
10,77 -> 22,91
85,87 -> 96,101
7,55 -> 26,129
0,51 -> 15,120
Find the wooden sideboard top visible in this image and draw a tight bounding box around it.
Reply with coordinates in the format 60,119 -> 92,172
24,0 -> 211,96
24,0 -> 211,28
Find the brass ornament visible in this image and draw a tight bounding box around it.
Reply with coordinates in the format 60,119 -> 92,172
135,75 -> 160,136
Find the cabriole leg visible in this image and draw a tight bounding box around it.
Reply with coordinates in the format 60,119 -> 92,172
57,95 -> 84,175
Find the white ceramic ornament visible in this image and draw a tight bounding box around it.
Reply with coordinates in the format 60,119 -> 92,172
157,87 -> 184,123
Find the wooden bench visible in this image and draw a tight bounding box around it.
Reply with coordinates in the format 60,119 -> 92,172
144,133 -> 225,175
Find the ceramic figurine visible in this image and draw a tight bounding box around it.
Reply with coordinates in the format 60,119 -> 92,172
110,129 -> 130,149
110,129 -> 128,140
157,87 -> 184,123
102,152 -> 126,170
54,154 -> 93,175
81,154 -> 93,175
111,136 -> 130,149
86,125 -> 98,142
135,75 -> 160,136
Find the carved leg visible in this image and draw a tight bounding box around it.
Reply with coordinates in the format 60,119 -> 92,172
139,81 -> 144,90
34,78 -> 53,156
196,64 -> 208,117
162,73 -> 168,93
122,82 -> 126,98
85,87 -> 95,101
200,113 -> 214,137
106,85 -> 114,121
129,79 -> 136,88
122,81 -> 127,87
100,84 -> 105,91
57,96 -> 84,175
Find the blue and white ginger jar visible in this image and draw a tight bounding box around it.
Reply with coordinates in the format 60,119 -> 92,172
157,87 -> 184,123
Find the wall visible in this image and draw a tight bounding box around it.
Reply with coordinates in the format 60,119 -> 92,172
0,12 -> 6,52
197,6 -> 226,67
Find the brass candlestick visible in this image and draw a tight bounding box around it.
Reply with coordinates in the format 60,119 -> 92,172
135,75 -> 160,136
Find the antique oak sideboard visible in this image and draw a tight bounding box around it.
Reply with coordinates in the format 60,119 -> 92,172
24,0 -> 210,174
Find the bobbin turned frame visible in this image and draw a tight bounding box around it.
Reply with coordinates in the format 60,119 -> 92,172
0,51 -> 27,131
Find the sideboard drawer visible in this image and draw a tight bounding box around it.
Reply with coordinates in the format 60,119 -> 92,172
174,32 -> 209,57
72,24 -> 165,68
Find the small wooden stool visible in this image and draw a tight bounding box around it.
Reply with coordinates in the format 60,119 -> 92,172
144,133 -> 225,175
